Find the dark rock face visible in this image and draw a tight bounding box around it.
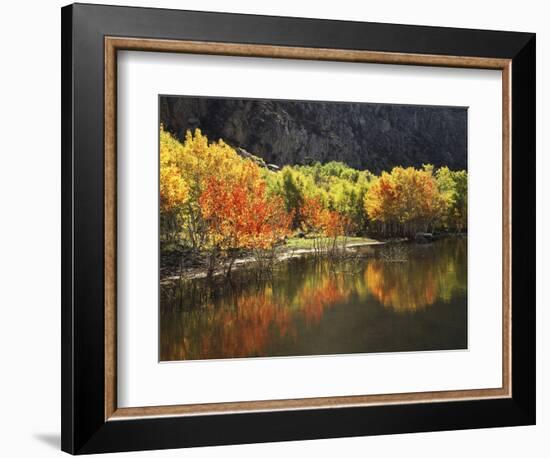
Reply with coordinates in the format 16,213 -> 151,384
160,96 -> 467,173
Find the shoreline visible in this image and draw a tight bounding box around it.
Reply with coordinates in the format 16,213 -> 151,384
160,239 -> 386,283
160,234 -> 466,283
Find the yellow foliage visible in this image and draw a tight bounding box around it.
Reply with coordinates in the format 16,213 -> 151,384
160,126 -> 290,250
160,164 -> 188,213
160,125 -> 250,201
364,166 -> 448,236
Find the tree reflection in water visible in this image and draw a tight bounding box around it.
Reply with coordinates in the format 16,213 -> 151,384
365,238 -> 466,312
160,238 -> 467,361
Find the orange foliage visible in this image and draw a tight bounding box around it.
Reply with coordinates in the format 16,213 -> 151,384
364,166 -> 445,236
199,163 -> 292,251
300,196 -> 349,238
364,173 -> 398,222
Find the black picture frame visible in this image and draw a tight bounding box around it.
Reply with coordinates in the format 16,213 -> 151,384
61,3 -> 536,454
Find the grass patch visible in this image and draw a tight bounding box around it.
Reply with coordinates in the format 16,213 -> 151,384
284,236 -> 379,250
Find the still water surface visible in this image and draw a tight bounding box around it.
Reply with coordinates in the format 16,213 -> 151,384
160,238 -> 467,361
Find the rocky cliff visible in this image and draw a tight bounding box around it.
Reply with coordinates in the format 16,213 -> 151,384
160,96 -> 467,173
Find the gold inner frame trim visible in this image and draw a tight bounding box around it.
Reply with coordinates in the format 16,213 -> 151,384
104,36 -> 512,421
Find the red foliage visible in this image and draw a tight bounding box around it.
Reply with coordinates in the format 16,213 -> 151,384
199,174 -> 292,250
300,196 -> 349,238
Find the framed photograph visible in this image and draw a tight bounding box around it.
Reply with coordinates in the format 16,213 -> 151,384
61,3 -> 536,454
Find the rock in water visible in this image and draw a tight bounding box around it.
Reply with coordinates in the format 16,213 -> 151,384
415,233 -> 434,244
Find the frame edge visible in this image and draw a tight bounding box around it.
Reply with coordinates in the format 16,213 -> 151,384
63,3 -> 536,453
61,3 -> 75,454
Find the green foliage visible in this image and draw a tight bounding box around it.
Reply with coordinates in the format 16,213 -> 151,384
435,166 -> 468,232
266,161 -> 375,233
266,166 -> 324,228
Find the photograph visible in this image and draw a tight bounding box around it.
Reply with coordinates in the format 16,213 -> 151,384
158,96 -> 468,361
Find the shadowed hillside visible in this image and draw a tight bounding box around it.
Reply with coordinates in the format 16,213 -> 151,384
160,96 -> 467,173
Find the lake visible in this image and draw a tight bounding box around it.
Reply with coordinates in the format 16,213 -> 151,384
160,238 -> 467,361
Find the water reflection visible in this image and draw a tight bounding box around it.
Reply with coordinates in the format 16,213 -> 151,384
365,240 -> 466,312
160,238 -> 467,361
